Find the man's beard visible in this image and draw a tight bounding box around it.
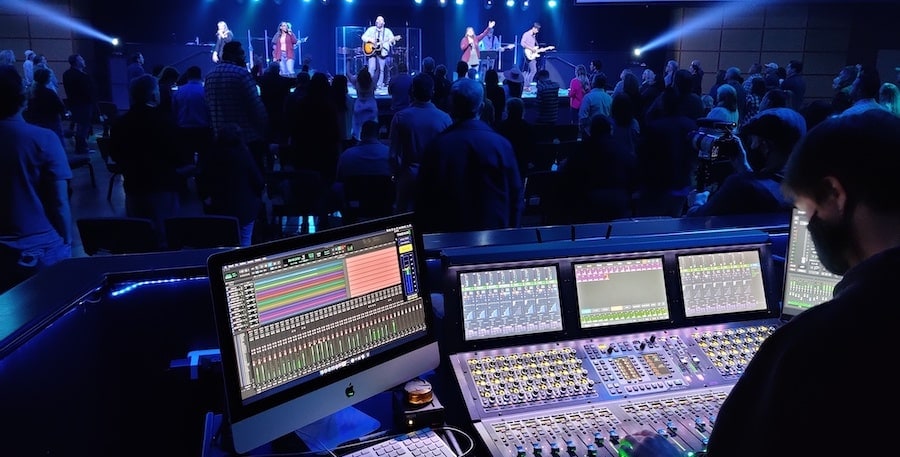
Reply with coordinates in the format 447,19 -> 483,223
807,210 -> 854,276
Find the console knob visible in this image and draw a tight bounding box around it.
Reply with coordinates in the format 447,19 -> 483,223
516,444 -> 527,457
566,440 -> 577,453
586,444 -> 598,456
594,432 -> 604,446
533,442 -> 542,455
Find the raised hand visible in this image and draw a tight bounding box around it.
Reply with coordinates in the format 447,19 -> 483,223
488,20 -> 496,29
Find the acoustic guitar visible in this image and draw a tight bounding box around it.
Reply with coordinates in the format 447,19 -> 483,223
524,45 -> 555,61
363,35 -> 402,57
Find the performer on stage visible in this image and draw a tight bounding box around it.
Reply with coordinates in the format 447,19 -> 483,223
272,21 -> 299,76
212,21 -> 233,63
480,28 -> 501,52
520,22 -> 541,91
460,21 -> 496,71
362,16 -> 400,89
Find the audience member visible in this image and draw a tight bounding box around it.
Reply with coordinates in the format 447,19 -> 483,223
287,72 -> 341,185
198,124 -> 264,247
335,120 -> 392,199
689,59 -> 704,96
156,66 -> 179,117
109,74 -> 182,248
416,78 -> 523,233
707,84 -> 739,124
389,61 -> 413,113
0,49 -> 15,66
578,72 -> 612,136
878,82 -> 900,117
686,107 -> 806,217
645,69 -> 705,122
22,49 -> 35,87
257,61 -> 294,145
560,114 -> 637,223
62,54 -> 96,154
831,65 -> 858,114
484,69 -> 506,123
0,65 -> 72,294
330,74 -> 354,146
502,66 -> 524,99
172,65 -> 211,168
840,64 -> 887,116
635,87 -> 698,217
350,66 -> 378,141
568,64 -> 591,124
204,41 -> 269,171
24,67 -> 66,147
433,64 -> 453,112
781,60 -> 806,111
126,52 -> 146,83
534,69 -> 560,125
663,59 -> 678,87
496,97 -> 536,179
389,73 -> 452,213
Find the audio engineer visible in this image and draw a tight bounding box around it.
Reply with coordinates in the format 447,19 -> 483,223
624,109 -> 900,456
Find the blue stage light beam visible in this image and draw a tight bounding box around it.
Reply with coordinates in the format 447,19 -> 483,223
4,0 -> 117,44
636,0 -> 773,55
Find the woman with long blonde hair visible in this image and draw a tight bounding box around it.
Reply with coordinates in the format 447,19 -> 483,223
568,64 -> 591,123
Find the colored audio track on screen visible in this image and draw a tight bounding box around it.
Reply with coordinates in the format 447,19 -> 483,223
574,258 -> 669,328
678,250 -> 768,318
460,265 -> 564,341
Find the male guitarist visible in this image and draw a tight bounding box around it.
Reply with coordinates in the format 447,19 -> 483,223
519,22 -> 554,92
362,15 -> 401,89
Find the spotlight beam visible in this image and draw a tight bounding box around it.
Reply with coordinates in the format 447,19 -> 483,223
638,0 -> 773,54
4,0 -> 117,44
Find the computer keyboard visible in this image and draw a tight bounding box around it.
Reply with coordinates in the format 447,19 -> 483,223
343,427 -> 457,457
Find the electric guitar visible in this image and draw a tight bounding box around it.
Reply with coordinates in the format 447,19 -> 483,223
363,35 -> 402,57
524,45 -> 555,61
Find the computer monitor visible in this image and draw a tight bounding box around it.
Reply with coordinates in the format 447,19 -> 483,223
781,207 -> 842,318
207,214 -> 439,454
678,249 -> 769,318
459,264 -> 564,341
573,257 -> 670,328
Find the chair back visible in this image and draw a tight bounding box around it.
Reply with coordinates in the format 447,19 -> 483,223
342,174 -> 396,224
76,217 -> 159,255
165,216 -> 242,250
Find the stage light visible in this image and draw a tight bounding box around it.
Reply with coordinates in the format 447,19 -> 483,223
111,37 -> 119,46
414,0 -> 423,4
547,0 -> 557,7
633,48 -> 642,57
4,0 -> 117,45
521,0 -> 528,11
506,0 -> 514,7
439,0 -> 447,6
456,0 -> 464,5
485,0 -> 493,9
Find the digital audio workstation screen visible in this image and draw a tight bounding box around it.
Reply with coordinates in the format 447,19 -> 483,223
782,207 -> 842,317
459,265 -> 563,341
678,250 -> 768,318
574,257 -> 669,328
219,226 -> 427,401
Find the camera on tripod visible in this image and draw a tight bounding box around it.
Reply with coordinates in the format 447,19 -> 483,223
689,119 -> 739,192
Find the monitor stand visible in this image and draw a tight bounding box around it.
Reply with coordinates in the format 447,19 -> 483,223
201,407 -> 380,456
294,406 -> 381,452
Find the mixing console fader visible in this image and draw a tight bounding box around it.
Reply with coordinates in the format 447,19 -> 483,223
449,320 -> 781,456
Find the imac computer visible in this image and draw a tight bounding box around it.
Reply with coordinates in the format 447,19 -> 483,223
781,207 -> 842,318
677,249 -> 769,318
206,214 -> 439,454
573,257 -> 670,328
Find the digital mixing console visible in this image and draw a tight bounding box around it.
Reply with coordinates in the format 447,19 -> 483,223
450,319 -> 781,456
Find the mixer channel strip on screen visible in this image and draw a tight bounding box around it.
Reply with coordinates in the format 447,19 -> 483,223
450,320 -> 781,456
461,266 -> 564,341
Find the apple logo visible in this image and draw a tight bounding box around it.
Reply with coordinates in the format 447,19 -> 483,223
345,383 -> 355,398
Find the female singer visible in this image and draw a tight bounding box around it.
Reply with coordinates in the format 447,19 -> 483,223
272,22 -> 299,76
212,21 -> 233,63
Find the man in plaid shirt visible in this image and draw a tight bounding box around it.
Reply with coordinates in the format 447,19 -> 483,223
204,41 -> 269,171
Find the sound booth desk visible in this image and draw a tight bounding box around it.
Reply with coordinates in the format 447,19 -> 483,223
0,213 -> 793,456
